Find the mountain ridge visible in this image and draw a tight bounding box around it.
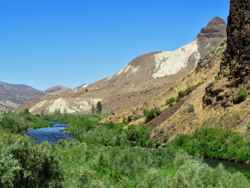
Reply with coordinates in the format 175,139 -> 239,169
0,81 -> 44,112
23,17 -> 226,116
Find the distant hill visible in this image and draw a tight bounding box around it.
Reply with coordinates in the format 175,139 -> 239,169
45,85 -> 72,95
0,81 -> 44,111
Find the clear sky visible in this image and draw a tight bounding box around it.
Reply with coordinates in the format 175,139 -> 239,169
0,0 -> 229,90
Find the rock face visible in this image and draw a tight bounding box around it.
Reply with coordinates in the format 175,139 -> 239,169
221,0 -> 250,84
203,0 -> 250,108
197,17 -> 226,57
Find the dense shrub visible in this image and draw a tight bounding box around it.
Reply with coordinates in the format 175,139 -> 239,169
125,125 -> 154,147
233,87 -> 248,104
0,112 -> 49,134
56,142 -> 250,188
0,113 -> 30,134
171,128 -> 250,162
144,108 -> 161,123
169,153 -> 250,188
0,139 -> 63,188
0,150 -> 20,188
68,119 -> 154,147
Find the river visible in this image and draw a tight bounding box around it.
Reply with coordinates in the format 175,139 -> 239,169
27,123 -> 72,144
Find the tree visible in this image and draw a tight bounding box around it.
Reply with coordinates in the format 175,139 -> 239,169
96,101 -> 102,114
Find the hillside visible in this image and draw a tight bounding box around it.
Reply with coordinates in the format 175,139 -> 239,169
45,85 -> 72,95
150,0 -> 250,142
26,17 -> 226,116
0,81 -> 44,112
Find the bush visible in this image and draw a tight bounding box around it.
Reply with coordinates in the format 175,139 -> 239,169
178,87 -> 193,99
166,97 -> 177,107
0,150 -> 20,188
144,108 -> 161,123
170,154 -> 250,188
233,88 -> 248,104
96,101 -> 103,114
186,104 -> 195,113
124,115 -> 142,124
0,140 -> 63,188
0,113 -> 30,134
0,112 -> 49,134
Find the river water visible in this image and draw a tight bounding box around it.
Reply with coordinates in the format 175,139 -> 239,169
27,123 -> 72,144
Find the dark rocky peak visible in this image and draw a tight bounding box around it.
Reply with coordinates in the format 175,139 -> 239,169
197,17 -> 226,57
208,17 -> 226,25
221,0 -> 250,85
198,17 -> 226,39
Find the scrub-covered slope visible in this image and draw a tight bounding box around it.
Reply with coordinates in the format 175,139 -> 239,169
151,0 -> 250,142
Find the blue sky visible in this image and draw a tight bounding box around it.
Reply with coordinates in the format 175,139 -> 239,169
0,0 -> 229,90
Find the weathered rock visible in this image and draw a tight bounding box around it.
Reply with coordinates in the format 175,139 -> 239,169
196,17 -> 226,70
203,82 -> 233,108
221,0 -> 250,84
197,17 -> 226,57
203,0 -> 250,108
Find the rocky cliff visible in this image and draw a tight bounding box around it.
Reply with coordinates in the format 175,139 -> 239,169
203,0 -> 250,107
221,0 -> 250,85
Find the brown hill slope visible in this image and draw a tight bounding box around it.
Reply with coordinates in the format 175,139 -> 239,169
0,81 -> 44,112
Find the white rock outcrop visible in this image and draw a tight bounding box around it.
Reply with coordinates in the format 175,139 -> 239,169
152,40 -> 200,79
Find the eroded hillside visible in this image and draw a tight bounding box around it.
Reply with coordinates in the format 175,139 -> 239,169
25,17 -> 226,116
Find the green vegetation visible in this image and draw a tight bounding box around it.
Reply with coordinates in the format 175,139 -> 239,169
233,87 -> 248,104
0,112 -> 250,187
166,96 -> 178,107
176,83 -> 203,102
0,112 -> 49,134
0,133 -> 63,188
177,86 -> 195,100
143,107 -> 161,123
171,128 -> 250,163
